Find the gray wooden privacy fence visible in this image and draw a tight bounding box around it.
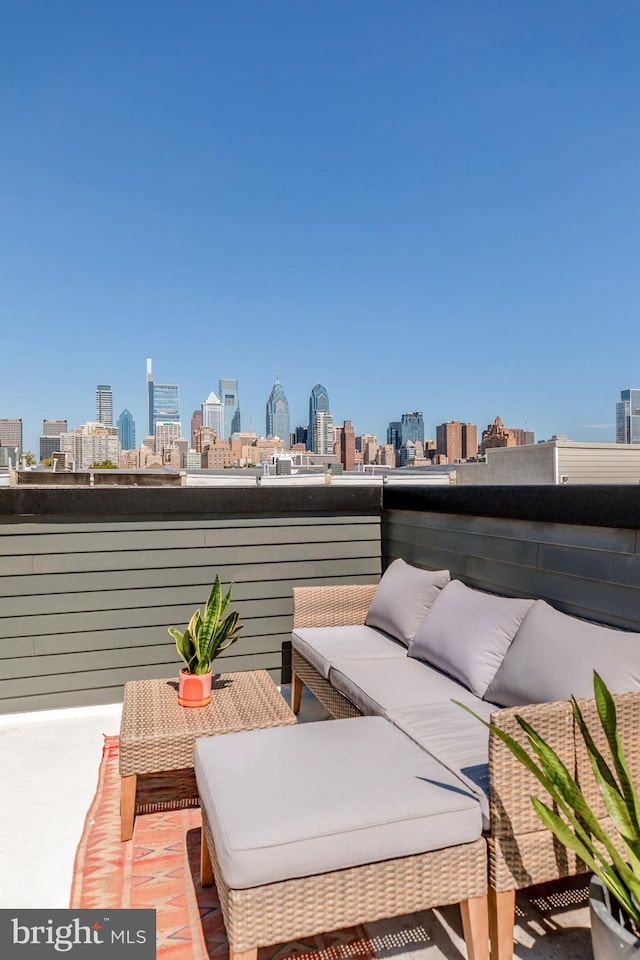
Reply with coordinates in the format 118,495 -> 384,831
0,487 -> 382,713
1,483 -> 639,714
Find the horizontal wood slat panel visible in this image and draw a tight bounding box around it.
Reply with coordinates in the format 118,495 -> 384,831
0,508 -> 381,711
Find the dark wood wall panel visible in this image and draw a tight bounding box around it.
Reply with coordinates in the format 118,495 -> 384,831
385,509 -> 640,632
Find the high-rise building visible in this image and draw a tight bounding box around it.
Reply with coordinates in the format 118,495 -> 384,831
461,422 -> 478,460
436,421 -> 477,462
155,420 -> 182,458
294,425 -> 308,447
202,392 -> 225,439
266,375 -> 290,443
43,419 -> 67,436
313,411 -> 334,456
616,389 -> 640,444
436,421 -> 462,463
190,410 -> 203,447
401,412 -> 424,446
146,358 -> 180,434
308,383 -> 330,452
481,417 -> 534,456
117,409 -> 136,450
387,421 -> 402,450
0,419 -> 23,450
340,420 -> 356,471
59,423 -> 120,469
96,385 -> 113,426
219,379 -> 241,438
39,419 -> 68,461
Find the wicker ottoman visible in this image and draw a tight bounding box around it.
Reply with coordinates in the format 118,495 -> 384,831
195,716 -> 489,960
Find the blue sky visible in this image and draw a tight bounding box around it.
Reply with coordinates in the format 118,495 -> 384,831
2,1 -> 639,453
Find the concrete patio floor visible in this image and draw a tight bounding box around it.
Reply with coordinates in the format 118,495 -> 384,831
0,685 -> 592,959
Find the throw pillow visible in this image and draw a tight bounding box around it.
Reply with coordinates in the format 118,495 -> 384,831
484,599 -> 640,706
409,579 -> 534,698
365,558 -> 450,646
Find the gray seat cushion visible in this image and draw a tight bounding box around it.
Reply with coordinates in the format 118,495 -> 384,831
365,558 -> 451,646
328,656 -> 479,718
194,716 -> 482,889
387,699 -> 497,830
292,624 -> 407,679
485,599 -> 640,706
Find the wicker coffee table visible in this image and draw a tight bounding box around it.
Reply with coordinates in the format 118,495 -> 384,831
119,671 -> 296,840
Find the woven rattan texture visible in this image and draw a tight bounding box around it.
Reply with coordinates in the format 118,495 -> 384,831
292,650 -> 362,719
202,811 -> 487,953
292,584 -> 377,628
119,671 -> 296,777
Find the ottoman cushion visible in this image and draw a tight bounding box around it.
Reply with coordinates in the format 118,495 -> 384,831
195,716 -> 482,889
292,624 -> 407,679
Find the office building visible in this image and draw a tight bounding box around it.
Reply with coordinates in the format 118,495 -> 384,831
219,379 -> 241,438
202,392 -> 225,439
308,383 -> 330,452
0,419 -> 23,450
190,410 -> 203,447
401,412 -> 424,446
294,425 -> 308,447
39,420 -> 68,461
340,420 -> 356,471
146,358 -> 180,434
313,411 -> 334,456
436,421 -> 478,463
59,423 -> 120,470
117,409 -> 136,451
95,385 -> 113,426
155,421 -> 182,457
616,389 -> 640,444
265,375 -> 290,443
481,417 -> 534,456
387,422 -> 402,450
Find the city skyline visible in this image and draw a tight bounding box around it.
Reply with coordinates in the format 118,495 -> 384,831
2,3 -> 639,453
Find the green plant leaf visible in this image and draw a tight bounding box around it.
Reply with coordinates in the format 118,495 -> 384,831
593,672 -> 640,835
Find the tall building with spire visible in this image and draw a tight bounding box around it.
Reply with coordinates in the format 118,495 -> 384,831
219,379 -> 241,438
146,358 -> 180,434
266,374 -> 290,443
96,385 -> 113,427
117,409 -> 136,451
202,391 -> 225,439
308,382 -> 330,453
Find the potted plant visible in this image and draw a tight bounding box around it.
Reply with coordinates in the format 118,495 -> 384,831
168,576 -> 242,707
459,673 -> 640,959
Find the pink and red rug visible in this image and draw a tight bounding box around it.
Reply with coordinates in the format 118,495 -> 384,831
71,736 -> 377,960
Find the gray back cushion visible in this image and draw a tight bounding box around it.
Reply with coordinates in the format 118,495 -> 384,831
365,558 -> 450,646
485,599 -> 640,706
409,579 -> 534,698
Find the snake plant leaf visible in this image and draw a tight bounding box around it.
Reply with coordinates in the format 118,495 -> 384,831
593,672 -> 640,834
532,798 -> 640,929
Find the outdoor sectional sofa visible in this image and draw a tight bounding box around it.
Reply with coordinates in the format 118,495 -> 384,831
289,558 -> 640,960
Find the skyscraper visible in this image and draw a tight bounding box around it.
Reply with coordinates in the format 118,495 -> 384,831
266,375 -> 290,443
146,358 -> 180,434
616,389 -> 640,444
308,383 -> 330,452
117,409 -> 136,450
0,419 -> 23,450
202,392 -> 225,439
340,419 -> 356,471
401,412 -> 424,446
96,385 -> 113,426
219,379 -> 241,438
387,421 -> 402,450
40,420 -> 68,461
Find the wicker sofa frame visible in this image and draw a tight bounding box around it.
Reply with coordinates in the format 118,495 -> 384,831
291,583 -> 640,960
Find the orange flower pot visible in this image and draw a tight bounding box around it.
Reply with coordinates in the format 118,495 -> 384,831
178,669 -> 212,707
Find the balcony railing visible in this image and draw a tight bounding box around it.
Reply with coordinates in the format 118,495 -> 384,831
0,483 -> 638,714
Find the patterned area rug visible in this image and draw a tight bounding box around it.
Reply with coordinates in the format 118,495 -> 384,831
71,736 -> 376,960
